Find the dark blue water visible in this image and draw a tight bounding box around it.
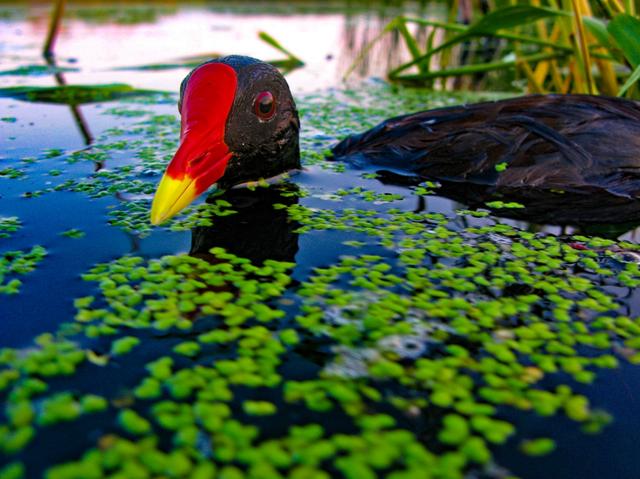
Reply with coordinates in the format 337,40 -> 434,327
2,3 -> 640,479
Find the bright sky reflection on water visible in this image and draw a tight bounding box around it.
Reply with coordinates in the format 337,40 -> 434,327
0,2 -> 435,93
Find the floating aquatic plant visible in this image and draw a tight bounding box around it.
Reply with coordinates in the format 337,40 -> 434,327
0,218 -> 21,240
1,83 -> 640,478
0,85 -> 167,106
0,246 -> 47,295
59,229 -> 85,239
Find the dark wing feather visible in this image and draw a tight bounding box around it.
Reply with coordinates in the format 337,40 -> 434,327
331,94 -> 640,198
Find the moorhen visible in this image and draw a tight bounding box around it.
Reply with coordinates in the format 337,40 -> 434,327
150,55 -> 640,226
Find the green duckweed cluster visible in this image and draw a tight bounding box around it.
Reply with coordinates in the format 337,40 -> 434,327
2,83 -> 640,478
60,229 -> 85,239
330,187 -> 404,204
0,218 -> 20,239
0,248 -> 484,478
1,209 -> 640,477
0,212 -> 46,297
0,246 -> 46,295
287,211 -> 636,424
1,85 -> 502,240
107,199 -> 237,237
0,168 -> 25,180
484,201 -> 525,210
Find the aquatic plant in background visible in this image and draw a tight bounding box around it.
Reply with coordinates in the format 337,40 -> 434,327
354,0 -> 640,97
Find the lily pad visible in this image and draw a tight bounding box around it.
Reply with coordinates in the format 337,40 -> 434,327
0,84 -> 167,105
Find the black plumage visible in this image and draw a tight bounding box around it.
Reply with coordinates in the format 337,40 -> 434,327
332,94 -> 640,225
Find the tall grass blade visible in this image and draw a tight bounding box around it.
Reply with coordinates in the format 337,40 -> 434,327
391,6 -> 567,77
583,16 -> 619,95
404,17 -> 572,51
571,0 -> 596,94
396,17 -> 427,74
395,51 -> 566,83
520,59 -> 547,93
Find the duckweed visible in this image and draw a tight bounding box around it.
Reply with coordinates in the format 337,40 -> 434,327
59,229 -> 85,239
2,84 -> 640,478
242,401 -> 277,416
485,201 -> 525,209
118,409 -> 152,436
0,167 -> 26,180
172,342 -> 200,357
38,393 -> 82,426
110,336 -> 140,356
0,246 -> 47,294
0,462 -> 24,479
520,437 -> 556,456
332,187 -> 404,204
0,217 -> 21,239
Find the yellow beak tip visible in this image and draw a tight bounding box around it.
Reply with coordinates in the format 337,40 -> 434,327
150,174 -> 198,226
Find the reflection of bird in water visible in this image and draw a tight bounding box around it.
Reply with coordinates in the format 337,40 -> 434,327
383,177 -> 640,237
190,185 -> 299,264
149,55 -> 640,232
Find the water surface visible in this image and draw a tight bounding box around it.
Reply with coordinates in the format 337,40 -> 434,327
1,3 -> 640,479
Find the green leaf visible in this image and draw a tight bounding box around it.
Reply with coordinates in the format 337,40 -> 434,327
397,18 -> 428,74
607,13 -> 640,68
468,5 -> 567,35
258,31 -> 303,66
618,63 -> 640,97
583,17 -> 615,53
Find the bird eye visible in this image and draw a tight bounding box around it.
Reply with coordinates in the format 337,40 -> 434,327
254,91 -> 276,121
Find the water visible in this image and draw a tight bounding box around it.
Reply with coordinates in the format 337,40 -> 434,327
0,2 -> 440,92
1,3 -> 640,479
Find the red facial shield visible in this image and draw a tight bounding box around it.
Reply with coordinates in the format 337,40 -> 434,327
151,62 -> 237,225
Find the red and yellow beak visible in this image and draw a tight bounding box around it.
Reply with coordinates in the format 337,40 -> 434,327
150,62 -> 238,225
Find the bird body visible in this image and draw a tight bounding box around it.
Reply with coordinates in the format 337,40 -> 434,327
332,94 -> 640,199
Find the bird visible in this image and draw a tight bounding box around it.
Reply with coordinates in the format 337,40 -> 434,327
151,55 -> 640,226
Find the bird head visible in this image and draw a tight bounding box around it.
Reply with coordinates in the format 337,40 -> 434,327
150,56 -> 300,225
